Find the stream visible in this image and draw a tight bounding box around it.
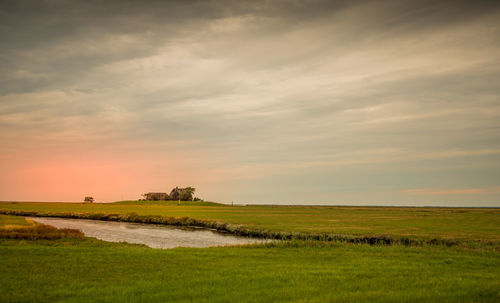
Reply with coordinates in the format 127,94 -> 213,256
28,217 -> 269,249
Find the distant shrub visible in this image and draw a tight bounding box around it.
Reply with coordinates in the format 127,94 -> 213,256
0,225 -> 84,240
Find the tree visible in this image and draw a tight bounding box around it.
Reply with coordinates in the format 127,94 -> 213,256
179,187 -> 195,201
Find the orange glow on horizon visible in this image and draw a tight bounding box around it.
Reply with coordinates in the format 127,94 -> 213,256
0,147 -> 210,202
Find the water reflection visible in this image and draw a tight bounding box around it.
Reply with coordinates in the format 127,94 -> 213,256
29,217 -> 268,249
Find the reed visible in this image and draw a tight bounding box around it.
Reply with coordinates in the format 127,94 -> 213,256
0,224 -> 83,240
0,208 -> 479,247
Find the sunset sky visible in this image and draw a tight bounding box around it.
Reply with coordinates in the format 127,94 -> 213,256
1,0 -> 499,206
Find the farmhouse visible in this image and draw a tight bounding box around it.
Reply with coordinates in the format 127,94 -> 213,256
169,187 -> 182,200
169,187 -> 194,201
144,192 -> 168,201
143,187 -> 195,201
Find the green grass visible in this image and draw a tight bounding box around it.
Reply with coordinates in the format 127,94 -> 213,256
0,204 -> 499,302
1,201 -> 498,242
113,200 -> 224,206
1,238 -> 499,302
0,215 -> 84,240
0,214 -> 33,227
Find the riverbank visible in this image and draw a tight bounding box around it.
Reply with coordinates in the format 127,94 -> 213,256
1,201 -> 498,248
29,216 -> 268,249
1,211 -> 499,302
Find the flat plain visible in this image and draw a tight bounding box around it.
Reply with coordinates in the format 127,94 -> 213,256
1,201 -> 498,241
0,202 -> 499,302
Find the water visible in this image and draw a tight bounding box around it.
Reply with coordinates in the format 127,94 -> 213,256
28,217 -> 268,249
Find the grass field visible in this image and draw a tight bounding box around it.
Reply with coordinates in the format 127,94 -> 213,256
1,201 -> 498,242
0,213 -> 33,227
1,202 -> 499,302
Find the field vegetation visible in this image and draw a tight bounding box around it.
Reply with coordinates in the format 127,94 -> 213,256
0,202 -> 499,302
0,201 -> 498,244
0,215 -> 83,240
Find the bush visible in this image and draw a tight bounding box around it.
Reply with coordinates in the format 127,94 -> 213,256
0,225 -> 84,240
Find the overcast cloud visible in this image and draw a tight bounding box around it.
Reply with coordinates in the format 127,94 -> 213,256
1,0 -> 499,205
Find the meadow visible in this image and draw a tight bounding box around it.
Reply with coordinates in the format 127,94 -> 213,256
0,201 -> 498,242
0,202 -> 499,302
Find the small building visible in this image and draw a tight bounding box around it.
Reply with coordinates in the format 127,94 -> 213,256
84,196 -> 94,203
169,187 -> 194,201
144,192 -> 168,201
169,187 -> 182,200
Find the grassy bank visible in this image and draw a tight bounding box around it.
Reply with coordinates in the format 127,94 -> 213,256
1,214 -> 499,302
1,208 -> 491,248
1,201 -> 498,245
0,214 -> 84,240
0,237 -> 498,301
0,213 -> 33,227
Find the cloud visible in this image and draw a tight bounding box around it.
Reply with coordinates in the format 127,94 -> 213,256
0,0 -> 499,204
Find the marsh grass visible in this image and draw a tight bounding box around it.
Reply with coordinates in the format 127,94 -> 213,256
0,208 -> 494,249
1,238 -> 498,302
113,200 -> 224,206
1,201 -> 498,243
0,224 -> 84,240
0,213 -> 33,227
0,213 -> 498,302
0,215 -> 84,240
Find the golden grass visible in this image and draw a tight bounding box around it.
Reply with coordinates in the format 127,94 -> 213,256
0,214 -> 83,240
0,224 -> 84,240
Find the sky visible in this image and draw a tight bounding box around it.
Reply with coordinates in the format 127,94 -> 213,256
1,0 -> 499,206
